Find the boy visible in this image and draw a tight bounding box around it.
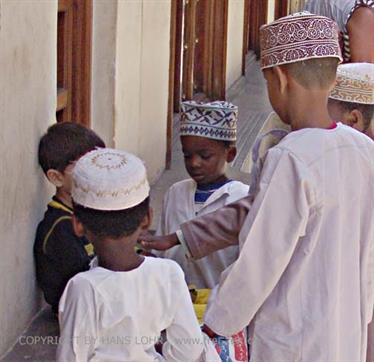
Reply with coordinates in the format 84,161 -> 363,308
328,62 -> 374,139
57,148 -> 217,361
157,100 -> 249,289
143,12 -> 374,361
34,122 -> 105,313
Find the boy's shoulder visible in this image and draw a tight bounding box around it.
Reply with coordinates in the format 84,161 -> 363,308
35,200 -> 73,246
141,257 -> 185,278
167,178 -> 248,193
271,123 -> 374,165
37,198 -> 74,230
167,179 -> 195,194
68,258 -> 185,290
166,179 -> 249,203
34,198 -> 92,257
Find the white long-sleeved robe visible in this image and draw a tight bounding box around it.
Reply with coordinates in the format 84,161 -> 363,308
57,257 -> 210,362
157,179 -> 249,288
204,124 -> 374,362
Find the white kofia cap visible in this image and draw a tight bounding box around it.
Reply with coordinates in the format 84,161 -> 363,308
329,63 -> 374,105
72,148 -> 150,211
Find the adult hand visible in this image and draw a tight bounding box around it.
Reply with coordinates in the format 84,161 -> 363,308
139,231 -> 179,251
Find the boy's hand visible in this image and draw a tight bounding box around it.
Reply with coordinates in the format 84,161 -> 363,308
139,231 -> 179,251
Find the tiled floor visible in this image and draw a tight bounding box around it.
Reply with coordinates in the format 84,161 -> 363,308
2,53 -> 272,362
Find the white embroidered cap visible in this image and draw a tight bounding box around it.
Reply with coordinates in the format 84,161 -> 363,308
260,11 -> 342,70
180,100 -> 238,142
72,148 -> 150,211
329,63 -> 374,105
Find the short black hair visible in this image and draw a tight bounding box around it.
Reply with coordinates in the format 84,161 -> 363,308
38,122 -> 105,174
283,58 -> 339,89
329,98 -> 374,131
73,197 -> 150,240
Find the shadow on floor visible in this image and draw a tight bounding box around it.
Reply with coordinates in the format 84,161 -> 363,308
2,308 -> 58,362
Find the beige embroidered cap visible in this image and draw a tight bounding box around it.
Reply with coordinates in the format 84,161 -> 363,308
260,12 -> 342,70
72,148 -> 150,211
329,63 -> 374,105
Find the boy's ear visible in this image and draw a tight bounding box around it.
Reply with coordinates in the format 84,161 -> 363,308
72,215 -> 85,238
345,109 -> 365,131
46,169 -> 64,188
273,66 -> 288,94
139,207 -> 153,231
226,146 -> 237,163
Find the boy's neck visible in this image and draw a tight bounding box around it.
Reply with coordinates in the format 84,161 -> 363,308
96,237 -> 145,272
55,188 -> 73,208
287,89 -> 334,131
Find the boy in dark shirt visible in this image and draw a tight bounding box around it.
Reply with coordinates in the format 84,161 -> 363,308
34,122 -> 105,313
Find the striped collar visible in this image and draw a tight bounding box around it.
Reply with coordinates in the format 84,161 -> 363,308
48,197 -> 73,215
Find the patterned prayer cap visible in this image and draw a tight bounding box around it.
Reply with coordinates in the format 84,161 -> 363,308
72,148 -> 150,211
260,11 -> 343,70
329,63 -> 374,105
180,101 -> 238,142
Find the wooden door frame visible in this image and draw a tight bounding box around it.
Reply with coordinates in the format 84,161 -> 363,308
166,0 -> 228,167
71,0 -> 92,126
166,0 -> 183,169
274,0 -> 289,19
210,0 -> 228,100
182,0 -> 228,101
247,0 -> 268,59
57,0 -> 92,126
242,0 -> 251,75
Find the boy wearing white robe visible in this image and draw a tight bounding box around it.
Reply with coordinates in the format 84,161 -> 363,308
157,101 -> 249,289
328,62 -> 374,140
57,149 -> 219,362
327,62 -> 374,362
142,12 -> 374,362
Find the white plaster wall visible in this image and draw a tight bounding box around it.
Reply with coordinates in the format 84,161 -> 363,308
114,0 -> 170,183
91,0 -> 117,147
114,0 -> 142,155
226,0 -> 245,91
0,0 -> 56,356
268,0 -> 275,22
138,0 -> 170,182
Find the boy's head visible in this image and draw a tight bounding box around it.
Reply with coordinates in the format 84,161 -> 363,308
71,148 -> 151,250
259,12 -> 342,124
328,63 -> 374,139
179,101 -> 238,186
38,122 -> 105,191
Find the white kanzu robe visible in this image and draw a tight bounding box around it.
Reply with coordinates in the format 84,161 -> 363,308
57,258 -> 209,362
157,179 -> 249,288
203,124 -> 374,362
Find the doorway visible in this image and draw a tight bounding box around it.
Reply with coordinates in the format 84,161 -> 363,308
57,0 -> 92,126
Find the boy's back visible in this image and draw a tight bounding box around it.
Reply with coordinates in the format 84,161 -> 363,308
58,257 -> 204,361
34,198 -> 94,313
158,179 -> 248,288
211,124 -> 374,361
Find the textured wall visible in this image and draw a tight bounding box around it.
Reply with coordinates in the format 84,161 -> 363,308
91,0 -> 117,147
0,0 -> 56,356
226,0 -> 245,91
114,0 -> 171,183
93,0 -> 171,183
